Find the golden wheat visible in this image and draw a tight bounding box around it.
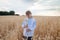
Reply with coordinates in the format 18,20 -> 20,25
0,16 -> 60,40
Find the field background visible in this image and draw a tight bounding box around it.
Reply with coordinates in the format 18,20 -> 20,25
0,16 -> 60,40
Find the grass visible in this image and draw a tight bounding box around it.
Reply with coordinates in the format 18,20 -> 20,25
0,16 -> 60,40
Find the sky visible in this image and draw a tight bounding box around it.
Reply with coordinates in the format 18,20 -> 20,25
0,0 -> 60,16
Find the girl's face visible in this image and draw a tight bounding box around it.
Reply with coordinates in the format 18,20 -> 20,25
26,14 -> 32,18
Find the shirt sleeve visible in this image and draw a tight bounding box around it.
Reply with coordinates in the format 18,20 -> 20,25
29,20 -> 36,31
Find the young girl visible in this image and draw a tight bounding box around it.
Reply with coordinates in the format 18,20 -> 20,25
22,11 -> 36,40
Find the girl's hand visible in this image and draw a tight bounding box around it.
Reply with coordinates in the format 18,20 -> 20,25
24,24 -> 28,28
26,29 -> 31,32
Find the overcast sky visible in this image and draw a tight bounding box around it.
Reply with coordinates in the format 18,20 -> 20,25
0,0 -> 60,16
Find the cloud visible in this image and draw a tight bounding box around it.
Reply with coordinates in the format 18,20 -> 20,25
28,0 -> 60,10
0,0 -> 32,12
31,10 -> 60,16
0,0 -> 60,16
0,7 -> 10,11
27,0 -> 60,16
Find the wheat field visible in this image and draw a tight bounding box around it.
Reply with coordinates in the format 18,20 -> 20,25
0,16 -> 60,40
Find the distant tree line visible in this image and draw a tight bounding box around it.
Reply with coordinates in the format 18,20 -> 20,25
0,11 -> 15,15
